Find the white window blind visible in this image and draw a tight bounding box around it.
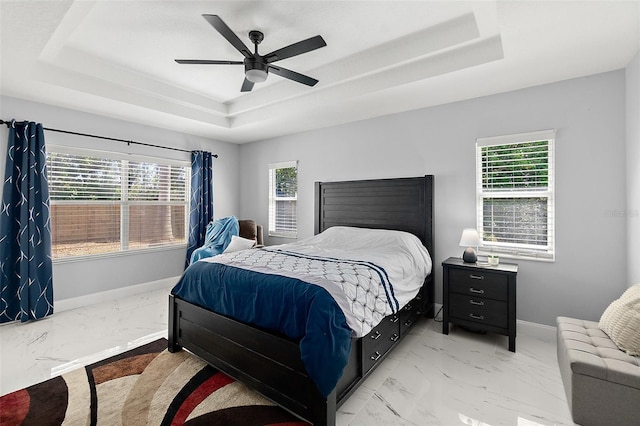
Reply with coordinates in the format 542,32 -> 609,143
476,130 -> 555,260
268,161 -> 298,238
46,146 -> 189,259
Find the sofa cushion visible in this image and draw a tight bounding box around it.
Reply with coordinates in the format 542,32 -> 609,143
599,284 -> 640,356
557,316 -> 640,390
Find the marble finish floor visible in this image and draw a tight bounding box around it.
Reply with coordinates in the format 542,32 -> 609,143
0,286 -> 576,425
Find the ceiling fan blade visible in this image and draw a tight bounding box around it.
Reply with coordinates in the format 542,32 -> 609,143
202,14 -> 253,59
175,59 -> 243,65
241,78 -> 254,92
268,65 -> 319,87
264,35 -> 326,63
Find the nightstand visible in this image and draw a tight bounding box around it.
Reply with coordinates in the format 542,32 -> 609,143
442,256 -> 518,352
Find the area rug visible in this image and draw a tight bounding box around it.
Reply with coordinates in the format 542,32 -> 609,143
0,338 -> 309,425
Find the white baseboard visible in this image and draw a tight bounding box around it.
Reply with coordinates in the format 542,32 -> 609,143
517,319 -> 556,341
433,303 -> 444,321
55,285 -> 557,342
55,276 -> 179,313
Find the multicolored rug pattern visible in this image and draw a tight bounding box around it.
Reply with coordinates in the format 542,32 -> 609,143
0,339 -> 309,425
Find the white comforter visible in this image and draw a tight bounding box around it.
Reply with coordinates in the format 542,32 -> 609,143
203,226 -> 432,337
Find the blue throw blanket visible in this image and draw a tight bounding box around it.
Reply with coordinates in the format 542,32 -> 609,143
171,260 -> 352,397
189,216 -> 239,264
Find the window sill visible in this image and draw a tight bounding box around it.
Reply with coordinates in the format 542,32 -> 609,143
268,233 -> 298,239
52,244 -> 186,264
477,250 -> 554,263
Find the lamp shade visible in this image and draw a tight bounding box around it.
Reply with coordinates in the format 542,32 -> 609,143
459,228 -> 480,247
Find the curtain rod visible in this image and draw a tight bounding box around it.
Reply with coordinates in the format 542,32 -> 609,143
0,119 -> 218,158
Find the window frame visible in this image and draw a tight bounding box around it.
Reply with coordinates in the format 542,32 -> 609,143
47,145 -> 190,262
268,160 -> 298,239
475,129 -> 555,261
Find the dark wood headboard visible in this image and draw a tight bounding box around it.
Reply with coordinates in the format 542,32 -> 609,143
314,175 -> 434,267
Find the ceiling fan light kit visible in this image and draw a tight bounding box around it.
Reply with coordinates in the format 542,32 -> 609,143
176,15 -> 326,92
245,68 -> 268,83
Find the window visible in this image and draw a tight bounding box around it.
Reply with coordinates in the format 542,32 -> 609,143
47,146 -> 189,259
268,161 -> 298,238
476,130 -> 555,260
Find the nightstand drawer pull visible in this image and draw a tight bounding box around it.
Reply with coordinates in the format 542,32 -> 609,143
469,287 -> 485,294
469,299 -> 484,306
390,316 -> 399,323
371,351 -> 382,361
469,313 -> 485,320
390,333 -> 399,342
370,331 -> 381,340
469,274 -> 485,280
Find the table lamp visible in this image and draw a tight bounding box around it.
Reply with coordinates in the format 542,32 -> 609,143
459,228 -> 480,263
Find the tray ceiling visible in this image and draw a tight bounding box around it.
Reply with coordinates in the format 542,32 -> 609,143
1,1 -> 639,144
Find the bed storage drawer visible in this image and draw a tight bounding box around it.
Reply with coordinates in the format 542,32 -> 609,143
362,314 -> 400,372
400,298 -> 421,335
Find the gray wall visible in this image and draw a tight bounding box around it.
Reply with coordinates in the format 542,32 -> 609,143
0,96 -> 240,300
239,70 -> 628,326
627,51 -> 640,287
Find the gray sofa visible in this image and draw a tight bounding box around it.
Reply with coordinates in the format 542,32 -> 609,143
556,316 -> 640,425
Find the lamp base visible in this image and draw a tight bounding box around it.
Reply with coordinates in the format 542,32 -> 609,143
462,247 -> 477,263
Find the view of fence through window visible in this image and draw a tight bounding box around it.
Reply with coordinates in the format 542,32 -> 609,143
47,151 -> 189,259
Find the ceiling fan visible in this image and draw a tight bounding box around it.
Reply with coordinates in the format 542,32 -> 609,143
175,15 -> 327,92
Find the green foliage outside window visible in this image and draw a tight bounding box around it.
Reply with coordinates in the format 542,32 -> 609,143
275,167 -> 297,197
481,140 -> 548,190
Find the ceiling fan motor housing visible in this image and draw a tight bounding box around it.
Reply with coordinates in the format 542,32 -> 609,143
244,57 -> 268,73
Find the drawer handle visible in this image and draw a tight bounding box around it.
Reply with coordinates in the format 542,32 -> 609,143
371,351 -> 382,361
469,287 -> 485,294
470,274 -> 485,280
390,333 -> 399,342
390,316 -> 399,323
469,313 -> 485,320
469,299 -> 484,306
370,331 -> 381,340
404,319 -> 413,326
403,303 -> 412,311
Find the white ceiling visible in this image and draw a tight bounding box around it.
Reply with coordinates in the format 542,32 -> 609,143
1,1 -> 639,144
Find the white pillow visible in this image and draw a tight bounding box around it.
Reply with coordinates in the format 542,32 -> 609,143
599,284 -> 640,356
223,235 -> 256,253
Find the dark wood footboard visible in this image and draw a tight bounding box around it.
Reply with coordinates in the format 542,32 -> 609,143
169,293 -> 337,425
169,282 -> 433,425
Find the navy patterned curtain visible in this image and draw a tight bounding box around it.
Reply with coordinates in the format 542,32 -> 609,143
185,151 -> 214,268
0,120 -> 53,323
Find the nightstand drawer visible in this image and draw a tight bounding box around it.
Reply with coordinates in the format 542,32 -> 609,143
449,293 -> 508,328
449,268 -> 508,301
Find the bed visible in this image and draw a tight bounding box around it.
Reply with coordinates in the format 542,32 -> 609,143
168,175 -> 434,425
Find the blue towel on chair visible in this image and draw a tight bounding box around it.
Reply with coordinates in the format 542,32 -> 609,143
190,216 -> 239,263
